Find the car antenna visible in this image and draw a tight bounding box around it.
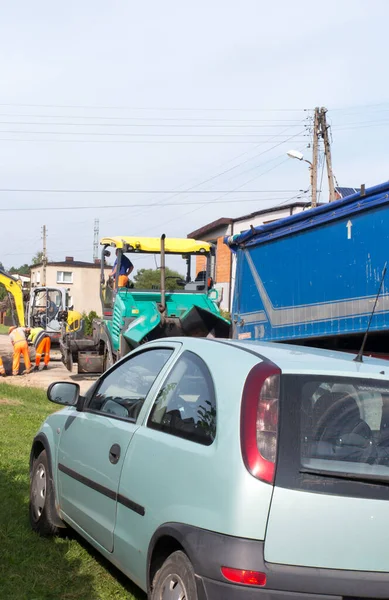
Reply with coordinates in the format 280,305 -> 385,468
354,262 -> 387,363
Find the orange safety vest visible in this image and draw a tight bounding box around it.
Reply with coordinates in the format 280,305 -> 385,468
9,327 -> 27,345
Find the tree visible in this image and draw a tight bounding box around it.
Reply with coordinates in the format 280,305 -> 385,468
31,251 -> 44,265
10,264 -> 30,276
81,311 -> 99,336
133,268 -> 185,291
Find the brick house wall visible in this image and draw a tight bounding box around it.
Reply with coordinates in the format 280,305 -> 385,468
195,236 -> 231,285
195,255 -> 207,276
216,236 -> 231,283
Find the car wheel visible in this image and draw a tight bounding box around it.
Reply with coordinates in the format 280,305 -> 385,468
151,550 -> 198,600
29,449 -> 63,537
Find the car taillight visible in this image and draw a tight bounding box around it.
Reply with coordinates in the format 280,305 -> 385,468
241,361 -> 281,484
221,566 -> 267,587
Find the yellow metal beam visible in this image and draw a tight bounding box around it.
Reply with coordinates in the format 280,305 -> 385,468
100,236 -> 212,254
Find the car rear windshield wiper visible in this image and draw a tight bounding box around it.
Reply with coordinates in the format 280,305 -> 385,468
300,466 -> 389,486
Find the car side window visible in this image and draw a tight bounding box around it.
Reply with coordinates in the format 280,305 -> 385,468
88,348 -> 173,421
148,351 -> 216,445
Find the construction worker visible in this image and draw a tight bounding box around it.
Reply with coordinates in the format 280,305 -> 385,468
9,326 -> 32,376
28,326 -> 51,371
0,355 -> 5,377
110,249 -> 134,287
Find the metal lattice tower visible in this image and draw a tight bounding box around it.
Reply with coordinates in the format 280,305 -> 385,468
93,218 -> 99,261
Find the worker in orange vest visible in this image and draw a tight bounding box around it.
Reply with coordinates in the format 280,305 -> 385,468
9,326 -> 32,376
27,327 -> 51,371
0,355 -> 5,377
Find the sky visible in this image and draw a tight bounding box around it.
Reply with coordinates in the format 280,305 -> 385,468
0,0 -> 389,272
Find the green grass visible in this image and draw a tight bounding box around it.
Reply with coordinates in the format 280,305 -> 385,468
0,383 -> 145,600
0,324 -> 8,334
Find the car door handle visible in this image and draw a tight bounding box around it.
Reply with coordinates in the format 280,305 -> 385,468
109,444 -> 121,464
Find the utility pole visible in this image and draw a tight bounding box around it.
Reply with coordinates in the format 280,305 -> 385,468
93,218 -> 99,261
311,107 -> 320,208
42,225 -> 47,286
320,107 -> 336,202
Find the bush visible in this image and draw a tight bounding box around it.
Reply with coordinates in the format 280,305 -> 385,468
82,311 -> 99,336
219,308 -> 231,321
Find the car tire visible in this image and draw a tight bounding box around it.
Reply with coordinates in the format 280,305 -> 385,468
29,449 -> 63,537
151,550 -> 198,600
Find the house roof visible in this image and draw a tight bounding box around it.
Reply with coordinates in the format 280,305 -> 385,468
187,201 -> 312,238
187,217 -> 233,240
30,260 -> 109,269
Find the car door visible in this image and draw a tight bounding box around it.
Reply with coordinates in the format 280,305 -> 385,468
114,349 -> 218,583
57,345 -> 176,552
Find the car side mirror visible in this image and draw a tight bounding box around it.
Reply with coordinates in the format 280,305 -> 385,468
47,382 -> 80,407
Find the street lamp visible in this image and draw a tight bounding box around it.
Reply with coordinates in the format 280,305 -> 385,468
287,149 -> 316,207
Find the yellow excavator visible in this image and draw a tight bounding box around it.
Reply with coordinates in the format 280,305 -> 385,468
0,268 -> 82,338
0,269 -> 25,327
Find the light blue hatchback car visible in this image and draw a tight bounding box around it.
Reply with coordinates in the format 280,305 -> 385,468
30,338 -> 389,599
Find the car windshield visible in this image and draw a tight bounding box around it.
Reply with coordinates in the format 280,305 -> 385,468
298,376 -> 389,482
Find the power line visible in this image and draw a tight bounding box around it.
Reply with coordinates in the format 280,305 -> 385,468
0,137 -> 308,145
0,197 -> 306,212
334,122 -> 389,131
112,126 -> 307,225
0,188 -> 300,194
332,118 -> 389,127
141,148 -> 307,234
0,120 -> 307,128
274,190 -> 311,208
0,130 -> 309,138
209,132 -> 307,187
177,128 -> 307,190
117,137 -> 287,224
0,113 -> 306,123
0,102 -> 309,111
330,102 -> 389,112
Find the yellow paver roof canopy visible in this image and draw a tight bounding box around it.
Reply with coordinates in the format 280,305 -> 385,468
100,236 -> 212,254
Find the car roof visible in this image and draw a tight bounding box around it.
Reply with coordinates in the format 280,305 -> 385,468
159,337 -> 389,379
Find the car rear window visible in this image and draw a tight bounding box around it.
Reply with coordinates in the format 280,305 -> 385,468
298,377 -> 389,481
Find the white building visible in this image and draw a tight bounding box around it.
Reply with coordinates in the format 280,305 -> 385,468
30,257 -> 111,315
188,201 -> 314,311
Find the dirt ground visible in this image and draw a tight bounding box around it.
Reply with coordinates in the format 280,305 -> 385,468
0,334 -> 98,394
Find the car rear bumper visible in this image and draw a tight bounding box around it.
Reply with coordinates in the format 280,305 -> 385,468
151,523 -> 389,600
198,577 -> 338,600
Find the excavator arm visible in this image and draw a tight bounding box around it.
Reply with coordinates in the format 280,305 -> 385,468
0,269 -> 25,327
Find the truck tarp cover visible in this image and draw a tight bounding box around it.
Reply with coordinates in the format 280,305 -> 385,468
224,181 -> 389,343
225,181 -> 389,250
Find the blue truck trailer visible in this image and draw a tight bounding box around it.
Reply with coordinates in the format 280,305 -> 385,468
226,181 -> 389,357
